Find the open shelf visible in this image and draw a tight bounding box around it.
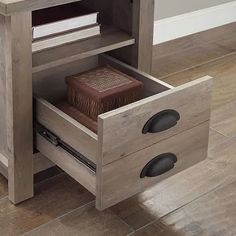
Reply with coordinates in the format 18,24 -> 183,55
32,26 -> 135,73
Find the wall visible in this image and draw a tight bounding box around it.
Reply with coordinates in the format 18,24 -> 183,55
153,0 -> 236,44
155,0 -> 234,20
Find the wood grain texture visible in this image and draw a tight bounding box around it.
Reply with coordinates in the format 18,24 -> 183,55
98,76 -> 212,165
32,26 -> 135,73
97,122 -> 210,210
208,129 -> 236,163
0,153 -> 8,178
211,100 -> 236,138
35,97 -> 97,163
109,118 -> 236,231
0,174 -> 8,199
24,202 -> 133,236
109,125 -> 236,229
111,139 -> 236,230
152,43 -> 233,79
152,23 -> 236,79
158,52 -> 236,110
36,134 -> 96,195
0,22 -> 233,235
153,23 -> 236,59
0,174 -> 94,236
0,0 -> 82,15
1,12 -> 33,204
109,0 -> 154,74
33,56 -> 98,102
0,15 -> 8,162
208,129 -> 230,158
99,54 -> 173,93
158,180 -> 236,236
32,27 -> 101,53
128,222 -> 167,236
33,152 -> 55,174
131,0 -> 154,73
0,152 -> 55,179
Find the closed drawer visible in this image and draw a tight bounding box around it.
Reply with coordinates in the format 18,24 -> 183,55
96,121 -> 210,210
34,54 -> 213,210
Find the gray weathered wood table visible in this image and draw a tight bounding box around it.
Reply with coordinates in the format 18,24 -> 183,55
0,0 -> 154,206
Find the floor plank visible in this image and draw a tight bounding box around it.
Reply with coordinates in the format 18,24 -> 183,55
0,174 -> 94,236
152,43 -> 233,78
128,222 -> 167,236
208,129 -> 236,162
208,129 -> 228,156
211,100 -> 236,137
111,155 -> 236,230
156,53 -> 236,110
153,23 -> 236,59
129,179 -> 236,236
111,124 -> 236,231
152,23 -> 236,78
0,175 -> 8,200
207,129 -> 236,179
24,202 -> 133,236
158,180 -> 236,236
111,121 -> 236,231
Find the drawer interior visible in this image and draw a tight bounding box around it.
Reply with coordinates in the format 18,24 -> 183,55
33,55 -> 173,164
33,55 -> 172,106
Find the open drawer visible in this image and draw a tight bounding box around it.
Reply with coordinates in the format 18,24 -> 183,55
34,54 -> 213,210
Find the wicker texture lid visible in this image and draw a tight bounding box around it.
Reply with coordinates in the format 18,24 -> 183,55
75,66 -> 132,93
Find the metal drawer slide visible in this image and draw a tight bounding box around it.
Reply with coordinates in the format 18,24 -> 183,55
34,122 -> 96,173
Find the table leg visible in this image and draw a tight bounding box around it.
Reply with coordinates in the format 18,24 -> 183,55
0,12 -> 33,204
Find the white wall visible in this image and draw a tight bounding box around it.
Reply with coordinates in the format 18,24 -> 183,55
155,0 -> 234,20
153,0 -> 236,44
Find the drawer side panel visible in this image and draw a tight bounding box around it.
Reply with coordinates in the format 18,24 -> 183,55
35,98 -> 98,163
36,134 -> 96,195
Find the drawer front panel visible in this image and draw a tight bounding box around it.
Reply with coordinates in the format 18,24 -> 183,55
96,121 -> 210,210
98,76 -> 212,165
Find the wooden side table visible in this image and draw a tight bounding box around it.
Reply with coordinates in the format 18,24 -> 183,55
0,0 -> 212,211
0,0 -> 154,205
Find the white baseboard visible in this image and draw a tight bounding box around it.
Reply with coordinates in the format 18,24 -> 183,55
153,1 -> 236,45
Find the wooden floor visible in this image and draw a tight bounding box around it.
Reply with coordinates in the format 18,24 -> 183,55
0,23 -> 236,236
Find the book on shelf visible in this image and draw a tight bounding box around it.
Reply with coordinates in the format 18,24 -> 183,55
32,2 -> 99,40
32,24 -> 100,52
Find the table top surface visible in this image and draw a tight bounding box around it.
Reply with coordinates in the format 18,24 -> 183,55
0,0 -> 81,15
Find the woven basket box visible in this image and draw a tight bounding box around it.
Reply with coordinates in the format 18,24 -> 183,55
56,101 -> 98,133
66,66 -> 143,121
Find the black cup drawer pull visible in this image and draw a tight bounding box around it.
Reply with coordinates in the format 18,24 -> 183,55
142,109 -> 180,134
140,153 -> 177,178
